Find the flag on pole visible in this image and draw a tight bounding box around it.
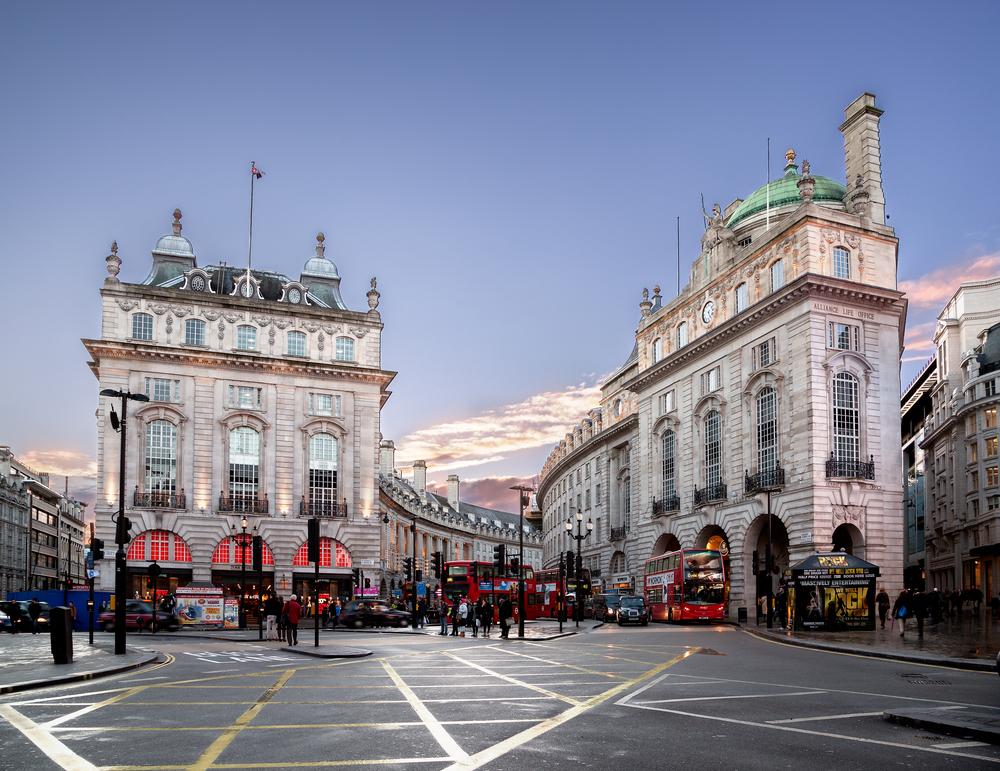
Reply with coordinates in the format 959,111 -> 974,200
252,164 -> 265,179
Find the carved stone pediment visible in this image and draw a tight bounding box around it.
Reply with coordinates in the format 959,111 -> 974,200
832,504 -> 866,530
116,299 -> 139,311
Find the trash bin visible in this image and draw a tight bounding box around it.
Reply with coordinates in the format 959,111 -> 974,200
737,607 -> 748,623
50,606 -> 74,665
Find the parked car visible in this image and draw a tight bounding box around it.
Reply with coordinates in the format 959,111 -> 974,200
593,594 -> 622,623
98,600 -> 180,632
583,598 -> 595,619
0,600 -> 51,632
338,600 -> 411,629
617,595 -> 649,626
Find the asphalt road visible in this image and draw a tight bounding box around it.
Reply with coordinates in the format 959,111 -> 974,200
1,623 -> 999,770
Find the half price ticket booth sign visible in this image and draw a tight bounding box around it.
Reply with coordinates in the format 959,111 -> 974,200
785,553 -> 880,632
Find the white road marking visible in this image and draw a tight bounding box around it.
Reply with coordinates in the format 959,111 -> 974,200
636,690 -> 823,704
622,703 -> 1000,763
935,741 -> 990,748
382,661 -> 469,762
43,687 -> 147,729
768,711 -> 884,723
442,653 -> 583,706
120,676 -> 168,682
0,705 -> 99,771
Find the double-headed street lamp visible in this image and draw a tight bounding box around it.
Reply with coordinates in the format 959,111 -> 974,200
230,516 -> 256,629
566,509 -> 593,627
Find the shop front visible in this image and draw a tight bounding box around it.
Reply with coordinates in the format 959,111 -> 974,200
211,534 -> 276,625
290,536 -> 354,618
126,529 -> 196,603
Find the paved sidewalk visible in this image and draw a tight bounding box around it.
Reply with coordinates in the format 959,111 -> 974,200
0,632 -> 159,694
746,612 -> 1000,672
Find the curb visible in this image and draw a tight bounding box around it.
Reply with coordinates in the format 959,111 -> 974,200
742,625 -> 997,673
0,653 -> 161,695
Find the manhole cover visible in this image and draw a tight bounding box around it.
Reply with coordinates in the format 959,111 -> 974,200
696,648 -> 726,655
898,673 -> 926,678
908,680 -> 951,685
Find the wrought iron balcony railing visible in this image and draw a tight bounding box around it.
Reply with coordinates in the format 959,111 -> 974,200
218,493 -> 269,514
133,489 -> 187,509
299,498 -> 348,518
652,494 -> 681,515
825,454 -> 875,480
693,482 -> 727,505
610,525 -> 630,541
744,466 -> 786,494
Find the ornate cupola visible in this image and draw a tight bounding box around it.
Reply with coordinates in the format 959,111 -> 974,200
300,232 -> 347,309
142,209 -> 197,285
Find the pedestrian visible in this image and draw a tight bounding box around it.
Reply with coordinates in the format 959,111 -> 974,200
970,586 -> 984,616
911,589 -> 929,637
458,597 -> 468,637
264,593 -> 282,641
417,597 -> 427,630
8,601 -> 22,634
439,597 -> 448,635
498,595 -> 513,638
283,594 -> 302,645
332,598 -> 341,630
929,588 -> 942,624
28,598 -> 42,634
450,599 -> 460,636
876,586 -> 890,629
892,589 -> 910,637
482,597 -> 494,638
992,594 -> 1000,622
774,584 -> 788,630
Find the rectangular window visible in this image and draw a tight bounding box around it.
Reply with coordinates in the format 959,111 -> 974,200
971,443 -> 979,462
829,322 -> 860,351
153,379 -> 171,402
987,437 -> 998,458
972,499 -> 981,519
585,489 -> 591,509
237,387 -> 254,409
987,408 -> 998,429
236,325 -> 256,351
132,313 -> 153,340
989,467 -> 999,487
659,391 -> 675,414
988,495 -> 1000,511
596,517 -> 601,541
577,494 -> 582,510
987,380 -> 997,397
735,283 -> 748,314
576,469 -> 581,484
833,247 -> 851,279
184,319 -> 205,346
701,366 -> 721,394
316,394 -> 333,415
623,478 -> 631,531
971,470 -> 980,490
585,463 -> 590,479
335,337 -> 355,362
770,260 -> 784,292
595,484 -> 601,504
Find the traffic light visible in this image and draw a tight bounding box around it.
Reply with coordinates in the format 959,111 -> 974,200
509,557 -> 520,575
352,568 -> 361,587
92,538 -> 105,561
403,557 -> 413,582
147,562 -> 161,579
307,518 -> 320,564
66,578 -> 74,590
492,543 -> 506,570
576,553 -> 583,578
566,551 -> 575,578
432,551 -> 442,579
752,550 -> 760,576
364,578 -> 371,589
116,516 -> 133,545
252,535 -> 263,572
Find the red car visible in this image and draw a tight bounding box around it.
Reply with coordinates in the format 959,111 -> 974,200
99,600 -> 180,632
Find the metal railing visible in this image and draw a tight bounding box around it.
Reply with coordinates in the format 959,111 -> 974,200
745,466 -> 785,494
610,525 -> 629,540
825,454 -> 875,480
299,498 -> 347,518
218,494 -> 269,514
652,494 -> 681,515
693,482 -> 727,505
133,490 -> 186,509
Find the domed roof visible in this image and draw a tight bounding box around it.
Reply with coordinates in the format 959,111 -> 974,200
152,209 -> 195,257
726,154 -> 846,231
301,232 -> 340,278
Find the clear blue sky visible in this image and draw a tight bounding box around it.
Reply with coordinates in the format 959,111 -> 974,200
3,2 -> 999,511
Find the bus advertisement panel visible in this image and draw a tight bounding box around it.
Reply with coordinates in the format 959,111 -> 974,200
442,561 -> 540,620
644,549 -> 727,622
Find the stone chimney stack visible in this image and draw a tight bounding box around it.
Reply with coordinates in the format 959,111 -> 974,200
413,460 -> 427,497
839,93 -> 886,225
447,474 -> 460,512
379,440 -> 395,477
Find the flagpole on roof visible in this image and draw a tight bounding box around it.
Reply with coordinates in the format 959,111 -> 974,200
248,161 -> 256,274
766,139 -> 771,232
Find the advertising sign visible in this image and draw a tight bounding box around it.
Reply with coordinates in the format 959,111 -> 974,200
224,598 -> 240,628
786,553 -> 879,632
176,586 -> 225,625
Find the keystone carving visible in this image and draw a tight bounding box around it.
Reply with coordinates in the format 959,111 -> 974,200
116,299 -> 139,311
350,327 -> 370,339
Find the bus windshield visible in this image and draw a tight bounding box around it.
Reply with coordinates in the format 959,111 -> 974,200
443,584 -> 468,602
683,551 -> 724,582
683,583 -> 725,605
447,566 -> 469,577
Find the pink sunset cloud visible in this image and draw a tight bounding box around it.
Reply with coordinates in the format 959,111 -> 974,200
899,252 -> 1000,310
428,476 -> 539,513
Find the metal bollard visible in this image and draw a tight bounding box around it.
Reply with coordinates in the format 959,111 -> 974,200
50,606 -> 74,665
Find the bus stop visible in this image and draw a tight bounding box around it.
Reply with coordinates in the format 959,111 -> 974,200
785,552 -> 879,631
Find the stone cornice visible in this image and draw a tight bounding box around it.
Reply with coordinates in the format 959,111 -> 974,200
538,413 -> 638,499
82,338 -> 396,389
625,273 -> 906,393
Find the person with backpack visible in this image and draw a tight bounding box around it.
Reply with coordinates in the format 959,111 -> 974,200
892,589 -> 910,637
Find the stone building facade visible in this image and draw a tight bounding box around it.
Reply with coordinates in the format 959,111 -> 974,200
0,447 -> 31,595
539,94 -> 907,616
376,441 -> 542,599
920,277 -> 1000,595
83,210 -> 394,608
900,357 -> 935,589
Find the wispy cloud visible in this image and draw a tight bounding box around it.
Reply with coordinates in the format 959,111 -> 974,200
899,252 -> 1000,310
395,381 -> 603,472
18,449 -> 97,479
428,476 -> 538,513
903,320 -> 937,355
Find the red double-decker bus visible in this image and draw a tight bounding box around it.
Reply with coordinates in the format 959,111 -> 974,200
442,561 -> 541,620
535,568 -> 591,618
644,549 -> 727,622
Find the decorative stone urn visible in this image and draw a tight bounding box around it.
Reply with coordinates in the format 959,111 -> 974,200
796,174 -> 816,202
105,241 -> 121,280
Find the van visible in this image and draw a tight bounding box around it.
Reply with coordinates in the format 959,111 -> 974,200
593,594 -> 622,622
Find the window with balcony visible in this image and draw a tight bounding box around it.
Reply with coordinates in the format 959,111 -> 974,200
132,313 -> 153,340
662,430 -> 676,502
705,410 -> 722,489
307,433 -> 339,517
757,387 -> 778,473
144,420 -> 177,505
228,427 -> 260,507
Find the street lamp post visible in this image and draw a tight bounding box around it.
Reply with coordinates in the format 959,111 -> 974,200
510,484 -> 534,639
100,387 -> 149,655
566,509 -> 593,628
231,516 -> 250,629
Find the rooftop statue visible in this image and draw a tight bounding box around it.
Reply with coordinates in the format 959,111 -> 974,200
701,203 -> 735,254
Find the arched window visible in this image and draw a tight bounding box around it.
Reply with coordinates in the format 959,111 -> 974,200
309,433 -> 338,515
335,336 -> 354,362
832,373 -> 860,463
132,313 -> 153,340
705,410 -> 722,488
652,339 -> 662,364
735,283 -> 748,314
213,534 -> 273,565
287,330 -> 306,357
677,322 -> 688,348
756,387 -> 778,472
770,260 -> 784,292
661,430 -> 675,500
145,420 -> 177,502
833,247 -> 850,279
229,427 -> 260,507
236,325 -> 257,351
184,319 -> 206,346
293,537 -> 352,567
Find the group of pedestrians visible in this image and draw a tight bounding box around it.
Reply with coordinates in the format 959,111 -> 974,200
262,593 -> 302,645
5,599 -> 43,634
439,595 -> 514,638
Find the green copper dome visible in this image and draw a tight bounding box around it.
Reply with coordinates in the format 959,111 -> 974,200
726,161 -> 846,231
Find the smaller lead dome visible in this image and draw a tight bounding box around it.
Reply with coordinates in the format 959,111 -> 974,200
153,208 -> 195,257
302,232 -> 340,278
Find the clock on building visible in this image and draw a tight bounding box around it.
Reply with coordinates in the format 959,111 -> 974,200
191,275 -> 205,291
702,300 -> 716,324
241,281 -> 254,298
288,288 -> 301,304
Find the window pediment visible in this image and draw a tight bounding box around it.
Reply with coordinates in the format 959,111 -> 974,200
652,414 -> 680,436
823,350 -> 873,385
134,402 -> 187,426
743,367 -> 785,408
219,411 -> 270,432
693,393 -> 726,420
300,416 -> 347,438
